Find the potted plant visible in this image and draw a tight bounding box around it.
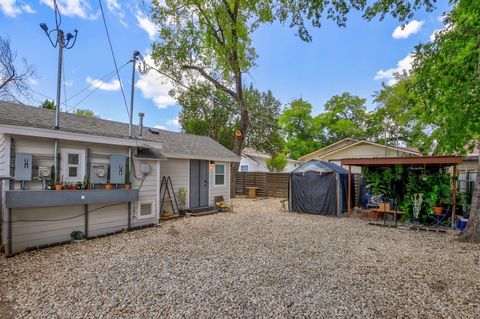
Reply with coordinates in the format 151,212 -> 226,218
427,190 -> 443,215
124,169 -> 131,190
105,181 -> 113,190
177,187 -> 187,215
55,175 -> 63,191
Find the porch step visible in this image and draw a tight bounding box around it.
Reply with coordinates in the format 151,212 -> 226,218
187,206 -> 217,214
188,210 -> 219,217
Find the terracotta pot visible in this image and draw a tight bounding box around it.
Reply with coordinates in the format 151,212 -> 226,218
105,183 -> 113,190
55,184 -> 63,191
434,206 -> 443,215
124,184 -> 131,190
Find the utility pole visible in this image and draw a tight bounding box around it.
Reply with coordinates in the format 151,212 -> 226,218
129,51 -> 140,138
39,1 -> 78,184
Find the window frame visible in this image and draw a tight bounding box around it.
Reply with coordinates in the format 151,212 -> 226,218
61,148 -> 86,183
137,200 -> 156,220
240,165 -> 249,172
214,164 -> 226,186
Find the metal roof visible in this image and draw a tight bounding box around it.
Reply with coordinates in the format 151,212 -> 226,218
0,101 -> 239,162
341,156 -> 463,166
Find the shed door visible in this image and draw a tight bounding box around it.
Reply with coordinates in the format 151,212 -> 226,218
189,160 -> 209,208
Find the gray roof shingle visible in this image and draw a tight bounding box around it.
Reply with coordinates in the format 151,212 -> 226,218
0,101 -> 239,162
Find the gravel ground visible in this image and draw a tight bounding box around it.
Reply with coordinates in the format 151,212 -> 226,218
1,198 -> 480,318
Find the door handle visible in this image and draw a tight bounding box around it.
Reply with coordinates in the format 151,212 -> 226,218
204,179 -> 208,186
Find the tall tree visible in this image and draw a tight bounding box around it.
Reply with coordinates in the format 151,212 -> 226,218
371,75 -> 429,152
279,98 -> 324,159
410,0 -> 480,241
73,109 -> 98,119
40,99 -> 55,110
317,92 -> 371,143
178,83 -> 283,153
150,0 -> 437,185
0,36 -> 36,102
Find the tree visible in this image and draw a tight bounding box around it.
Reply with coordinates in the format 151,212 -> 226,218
0,36 -> 37,102
40,99 -> 55,110
371,75 -> 429,152
409,1 -> 480,241
39,100 -> 98,119
150,0 -> 437,190
178,83 -> 283,153
266,153 -> 288,172
317,92 -> 371,143
73,109 -> 99,119
279,98 -> 324,159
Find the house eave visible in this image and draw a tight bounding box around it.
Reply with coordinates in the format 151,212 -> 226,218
0,124 -> 163,149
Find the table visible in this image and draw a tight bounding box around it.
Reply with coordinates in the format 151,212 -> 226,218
373,209 -> 404,226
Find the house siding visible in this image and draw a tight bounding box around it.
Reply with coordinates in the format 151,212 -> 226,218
2,135 -> 160,253
0,133 -> 10,177
159,159 -> 189,211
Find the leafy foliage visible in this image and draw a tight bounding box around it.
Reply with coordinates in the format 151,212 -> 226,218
73,109 -> 98,119
178,83 -> 283,154
40,99 -> 55,110
278,98 -> 324,159
266,153 -> 288,172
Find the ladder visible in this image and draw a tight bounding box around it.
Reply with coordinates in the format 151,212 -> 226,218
159,176 -> 179,218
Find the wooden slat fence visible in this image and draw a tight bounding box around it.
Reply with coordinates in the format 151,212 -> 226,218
235,172 -> 290,198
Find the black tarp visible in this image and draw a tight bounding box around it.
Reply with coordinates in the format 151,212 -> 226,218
289,160 -> 351,216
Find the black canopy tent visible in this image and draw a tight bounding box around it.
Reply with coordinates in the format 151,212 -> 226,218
289,160 -> 352,216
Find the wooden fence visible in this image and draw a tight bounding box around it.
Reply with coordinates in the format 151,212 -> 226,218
235,172 -> 290,198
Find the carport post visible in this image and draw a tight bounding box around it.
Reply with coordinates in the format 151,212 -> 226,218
347,165 -> 351,217
452,164 -> 457,229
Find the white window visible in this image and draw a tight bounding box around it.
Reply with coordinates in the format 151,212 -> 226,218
137,201 -> 155,219
215,164 -> 225,185
61,148 -> 85,183
240,165 -> 248,172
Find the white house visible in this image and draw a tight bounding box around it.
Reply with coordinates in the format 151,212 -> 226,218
0,102 -> 239,256
239,148 -> 302,173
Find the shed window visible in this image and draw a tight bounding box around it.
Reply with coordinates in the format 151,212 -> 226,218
240,165 -> 248,172
61,149 -> 85,182
215,164 -> 225,185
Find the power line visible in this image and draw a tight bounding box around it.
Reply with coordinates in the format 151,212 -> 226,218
98,0 -> 130,119
72,61 -> 130,108
63,61 -> 130,104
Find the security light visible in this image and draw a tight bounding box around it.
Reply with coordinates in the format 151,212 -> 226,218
40,23 -> 49,33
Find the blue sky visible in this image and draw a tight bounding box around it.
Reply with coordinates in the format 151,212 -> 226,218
1,0 -> 450,130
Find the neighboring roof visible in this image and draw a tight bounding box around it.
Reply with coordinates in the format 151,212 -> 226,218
0,101 -> 239,162
298,138 -> 358,161
292,160 -> 348,175
341,156 -> 463,167
299,138 -> 421,161
242,147 -> 302,162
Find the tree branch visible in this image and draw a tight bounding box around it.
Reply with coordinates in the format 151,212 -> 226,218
181,64 -> 237,98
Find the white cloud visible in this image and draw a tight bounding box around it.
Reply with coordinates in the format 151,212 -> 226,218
154,124 -> 167,130
374,53 -> 413,85
29,78 -> 38,85
135,55 -> 176,109
392,20 -> 424,39
429,28 -> 442,42
106,0 -> 127,26
86,76 -> 120,91
135,11 -> 157,40
0,0 -> 35,17
21,4 -> 35,13
167,117 -> 179,126
106,0 -> 120,11
40,0 -> 98,20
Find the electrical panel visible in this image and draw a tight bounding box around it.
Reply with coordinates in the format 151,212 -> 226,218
14,153 -> 33,181
89,163 -> 108,184
110,154 -> 127,184
140,163 -> 151,174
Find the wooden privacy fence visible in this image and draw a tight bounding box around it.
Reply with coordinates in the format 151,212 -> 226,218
235,172 -> 290,198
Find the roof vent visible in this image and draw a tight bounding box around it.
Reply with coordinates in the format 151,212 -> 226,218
148,128 -> 159,135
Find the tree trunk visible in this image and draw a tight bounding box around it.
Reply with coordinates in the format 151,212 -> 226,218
458,162 -> 480,242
